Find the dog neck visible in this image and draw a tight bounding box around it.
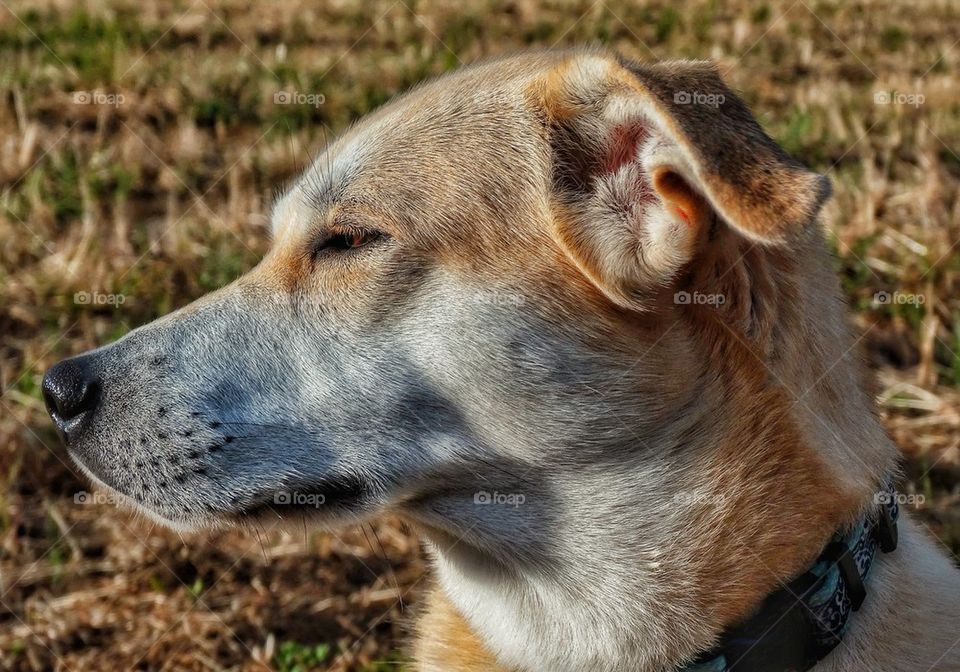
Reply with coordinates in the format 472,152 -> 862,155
412,383 -> 874,670
415,512 -> 960,672
412,232 -> 933,671
408,359 -> 956,671
680,483 -> 899,671
417,461 -> 864,671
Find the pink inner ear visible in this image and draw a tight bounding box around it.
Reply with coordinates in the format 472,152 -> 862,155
601,124 -> 648,175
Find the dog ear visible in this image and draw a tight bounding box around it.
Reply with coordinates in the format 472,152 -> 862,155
529,53 -> 831,309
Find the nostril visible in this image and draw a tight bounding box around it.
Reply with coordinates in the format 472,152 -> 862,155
41,384 -> 58,417
42,357 -> 101,423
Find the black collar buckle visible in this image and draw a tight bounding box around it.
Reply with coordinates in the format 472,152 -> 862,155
877,502 -> 898,553
712,586 -> 822,671
821,541 -> 865,611
682,479 -> 902,672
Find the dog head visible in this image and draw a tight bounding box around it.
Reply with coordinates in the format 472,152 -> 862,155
44,48 -> 887,666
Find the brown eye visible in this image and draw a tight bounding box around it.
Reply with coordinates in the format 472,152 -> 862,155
313,228 -> 383,257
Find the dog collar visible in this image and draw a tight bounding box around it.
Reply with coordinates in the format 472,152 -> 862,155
682,479 -> 900,672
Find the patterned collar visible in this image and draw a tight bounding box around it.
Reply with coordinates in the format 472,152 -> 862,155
682,479 -> 900,672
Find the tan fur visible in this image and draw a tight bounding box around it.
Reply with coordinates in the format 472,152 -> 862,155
414,282 -> 863,668
402,49 -> 955,670
241,48 -> 960,669
49,45 -> 957,672
530,56 -> 830,243
413,586 -> 511,672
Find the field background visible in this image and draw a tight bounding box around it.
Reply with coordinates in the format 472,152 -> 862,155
1,0 -> 959,670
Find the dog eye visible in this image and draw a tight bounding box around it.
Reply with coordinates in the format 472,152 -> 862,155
312,228 -> 383,257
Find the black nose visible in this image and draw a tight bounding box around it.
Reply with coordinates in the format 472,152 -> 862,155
42,356 -> 100,437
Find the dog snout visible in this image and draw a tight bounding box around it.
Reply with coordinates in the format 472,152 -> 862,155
42,355 -> 101,440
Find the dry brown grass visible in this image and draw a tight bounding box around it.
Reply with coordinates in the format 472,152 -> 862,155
0,0 -> 958,670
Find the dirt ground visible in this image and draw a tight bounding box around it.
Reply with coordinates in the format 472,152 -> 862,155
1,0 -> 958,670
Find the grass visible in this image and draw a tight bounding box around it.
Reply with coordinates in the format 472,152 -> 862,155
275,641 -> 332,672
0,0 -> 958,670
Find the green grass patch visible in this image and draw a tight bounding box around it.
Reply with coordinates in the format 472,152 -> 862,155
7,9 -> 161,82
274,640 -> 331,672
880,25 -> 909,52
751,5 -> 772,23
654,7 -> 681,42
196,241 -> 257,293
361,654 -> 408,671
45,513 -> 70,585
45,151 -> 84,227
187,577 -> 205,600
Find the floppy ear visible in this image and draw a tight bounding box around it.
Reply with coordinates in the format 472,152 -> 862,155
529,52 -> 831,309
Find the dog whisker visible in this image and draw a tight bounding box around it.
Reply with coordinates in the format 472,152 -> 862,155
253,523 -> 268,563
472,455 -> 537,488
362,522 -> 404,611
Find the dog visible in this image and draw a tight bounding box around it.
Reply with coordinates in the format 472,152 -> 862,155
43,47 -> 960,671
